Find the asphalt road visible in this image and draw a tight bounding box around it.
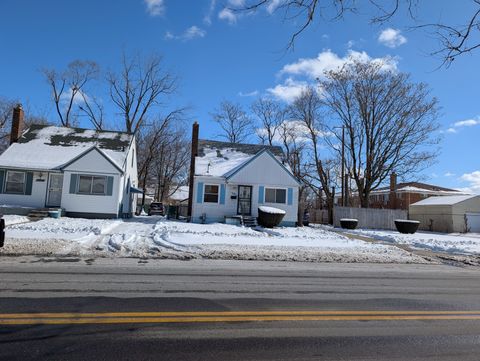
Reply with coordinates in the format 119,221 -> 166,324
1,256 -> 480,360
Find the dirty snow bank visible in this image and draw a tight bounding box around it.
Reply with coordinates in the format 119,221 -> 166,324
1,217 -> 428,263
346,228 -> 480,255
2,215 -> 31,226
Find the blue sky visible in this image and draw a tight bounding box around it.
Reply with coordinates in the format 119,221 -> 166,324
0,0 -> 479,192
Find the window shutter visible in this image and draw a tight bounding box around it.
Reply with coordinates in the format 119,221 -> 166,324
219,184 -> 226,205
69,174 -> 78,194
0,170 -> 4,194
258,186 -> 264,204
106,176 -> 114,196
287,188 -> 293,205
25,172 -> 33,195
196,182 -> 204,203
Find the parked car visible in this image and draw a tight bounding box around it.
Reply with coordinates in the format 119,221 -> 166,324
148,202 -> 165,216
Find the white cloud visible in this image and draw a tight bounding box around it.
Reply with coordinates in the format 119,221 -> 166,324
444,116 -> 480,134
454,118 -> 480,127
444,172 -> 455,177
461,171 -> 480,194
218,7 -> 237,24
267,78 -> 309,103
238,90 -> 259,97
280,49 -> 397,80
144,0 -> 165,16
203,0 -> 217,25
378,28 -> 407,48
266,0 -> 284,13
164,26 -> 206,41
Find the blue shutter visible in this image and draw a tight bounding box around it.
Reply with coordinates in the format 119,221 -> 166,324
219,184 -> 226,204
25,172 -> 33,195
69,174 -> 78,194
196,182 -> 204,203
0,170 -> 4,194
287,188 -> 293,205
106,176 -> 114,196
258,186 -> 264,204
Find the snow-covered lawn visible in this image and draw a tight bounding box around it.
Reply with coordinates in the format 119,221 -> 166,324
345,228 -> 480,255
0,216 -> 427,263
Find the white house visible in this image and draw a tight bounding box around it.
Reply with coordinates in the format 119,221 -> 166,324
187,123 -> 300,226
0,105 -> 139,218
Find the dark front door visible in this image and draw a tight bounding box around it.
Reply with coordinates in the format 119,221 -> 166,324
237,185 -> 252,216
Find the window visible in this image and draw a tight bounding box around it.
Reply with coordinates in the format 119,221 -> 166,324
5,171 -> 26,194
265,188 -> 287,204
78,175 -> 106,195
204,184 -> 219,203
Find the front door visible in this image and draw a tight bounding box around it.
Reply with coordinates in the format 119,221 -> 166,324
237,185 -> 252,216
47,174 -> 63,207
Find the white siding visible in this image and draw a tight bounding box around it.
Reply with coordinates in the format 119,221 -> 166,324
61,149 -> 122,216
192,152 -> 299,225
0,171 -> 49,208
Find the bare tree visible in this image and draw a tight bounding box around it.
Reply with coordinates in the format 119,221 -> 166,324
0,98 -> 51,152
320,61 -> 439,208
42,60 -> 99,127
211,101 -> 252,143
237,0 -> 415,49
108,52 -> 177,135
288,87 -> 336,222
238,0 -> 480,65
78,94 -> 105,130
137,109 -> 188,209
252,97 -> 285,146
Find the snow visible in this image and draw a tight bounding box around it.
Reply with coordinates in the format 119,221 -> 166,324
346,228 -> 480,255
340,218 -> 358,222
0,125 -> 131,171
2,215 -> 30,226
394,219 -> 420,224
169,186 -> 189,201
0,216 -> 426,263
259,206 -> 286,215
411,195 -> 478,206
195,147 -> 252,177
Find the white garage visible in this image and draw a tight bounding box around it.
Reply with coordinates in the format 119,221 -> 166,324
409,195 -> 480,233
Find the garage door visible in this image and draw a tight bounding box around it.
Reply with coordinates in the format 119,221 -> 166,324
466,213 -> 480,233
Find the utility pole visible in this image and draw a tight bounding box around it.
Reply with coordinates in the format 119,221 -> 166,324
341,125 -> 345,207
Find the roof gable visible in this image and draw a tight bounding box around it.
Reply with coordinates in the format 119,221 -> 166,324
60,146 -> 124,174
224,148 -> 300,185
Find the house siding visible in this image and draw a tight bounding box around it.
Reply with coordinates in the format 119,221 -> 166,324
0,170 -> 49,208
191,152 -> 299,225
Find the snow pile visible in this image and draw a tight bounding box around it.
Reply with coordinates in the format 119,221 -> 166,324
7,217 -> 121,240
259,206 -> 286,215
1,216 -> 427,263
347,228 -> 480,255
2,215 -> 31,226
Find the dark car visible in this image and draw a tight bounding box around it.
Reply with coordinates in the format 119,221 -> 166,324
148,202 -> 165,216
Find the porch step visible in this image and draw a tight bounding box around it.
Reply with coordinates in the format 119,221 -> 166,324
241,216 -> 258,227
27,208 -> 56,221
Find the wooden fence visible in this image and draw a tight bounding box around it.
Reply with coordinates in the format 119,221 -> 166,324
333,206 -> 407,230
309,209 -> 330,224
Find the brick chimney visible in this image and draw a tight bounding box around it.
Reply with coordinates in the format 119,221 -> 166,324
187,122 -> 199,219
10,104 -> 24,144
389,172 -> 397,209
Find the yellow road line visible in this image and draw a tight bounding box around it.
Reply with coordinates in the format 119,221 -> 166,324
2,315 -> 480,325
2,310 -> 480,319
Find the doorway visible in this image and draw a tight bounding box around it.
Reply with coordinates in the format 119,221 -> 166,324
47,173 -> 63,207
237,185 -> 252,216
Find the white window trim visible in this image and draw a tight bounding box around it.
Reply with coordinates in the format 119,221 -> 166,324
5,170 -> 26,195
264,186 -> 288,205
77,174 -> 107,196
203,183 -> 220,204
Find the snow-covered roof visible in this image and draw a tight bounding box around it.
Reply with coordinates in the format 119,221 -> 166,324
0,125 -> 132,171
169,185 -> 189,201
195,139 -> 286,177
411,194 -> 479,206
